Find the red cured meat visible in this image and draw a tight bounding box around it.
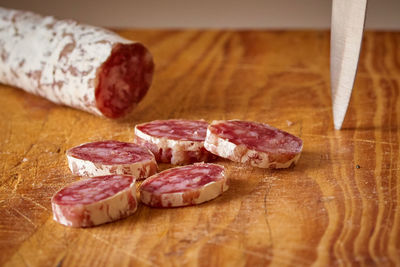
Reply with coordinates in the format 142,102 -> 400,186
96,43 -> 153,118
51,175 -> 137,227
204,120 -> 303,168
140,163 -> 229,208
0,7 -> 154,118
136,120 -> 208,141
66,140 -> 157,179
134,120 -> 216,165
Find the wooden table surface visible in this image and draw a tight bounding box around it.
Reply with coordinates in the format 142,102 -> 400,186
1,29 -> 399,266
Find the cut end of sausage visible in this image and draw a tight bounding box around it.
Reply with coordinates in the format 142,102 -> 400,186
95,42 -> 154,119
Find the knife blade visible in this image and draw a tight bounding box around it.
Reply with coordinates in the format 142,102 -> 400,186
330,0 -> 368,130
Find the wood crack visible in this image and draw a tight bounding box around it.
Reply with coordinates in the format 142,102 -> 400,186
303,133 -> 398,145
263,176 -> 274,250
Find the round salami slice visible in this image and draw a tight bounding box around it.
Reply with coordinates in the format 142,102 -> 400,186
204,120 -> 303,169
134,119 -> 215,165
140,163 -> 228,208
0,7 -> 154,118
66,140 -> 157,179
51,175 -> 137,227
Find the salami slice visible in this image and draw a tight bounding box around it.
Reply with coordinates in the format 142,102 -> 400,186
140,163 -> 228,208
0,7 -> 154,118
51,175 -> 137,227
66,140 -> 157,179
204,120 -> 303,169
134,119 -> 215,165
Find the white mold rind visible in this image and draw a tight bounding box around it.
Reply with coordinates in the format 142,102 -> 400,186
66,152 -> 157,179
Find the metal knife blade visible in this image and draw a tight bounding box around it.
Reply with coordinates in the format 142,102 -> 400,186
331,0 -> 368,130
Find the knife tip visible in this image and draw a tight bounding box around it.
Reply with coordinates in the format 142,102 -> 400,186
333,110 -> 345,130
334,122 -> 342,130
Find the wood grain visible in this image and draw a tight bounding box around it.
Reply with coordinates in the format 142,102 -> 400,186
0,30 -> 399,266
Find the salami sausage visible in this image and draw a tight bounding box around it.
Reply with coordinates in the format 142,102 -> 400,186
134,119 -> 215,165
140,163 -> 228,208
0,7 -> 154,118
66,140 -> 157,179
204,120 -> 303,169
51,175 -> 137,227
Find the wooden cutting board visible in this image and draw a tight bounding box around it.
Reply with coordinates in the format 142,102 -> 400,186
0,30 -> 399,266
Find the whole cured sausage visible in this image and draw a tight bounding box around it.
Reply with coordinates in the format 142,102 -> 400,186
66,140 -> 157,179
51,175 -> 137,227
134,119 -> 215,165
204,120 -> 303,168
0,7 -> 154,118
140,163 -> 229,208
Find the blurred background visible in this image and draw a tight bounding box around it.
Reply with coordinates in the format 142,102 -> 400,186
2,0 -> 400,29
